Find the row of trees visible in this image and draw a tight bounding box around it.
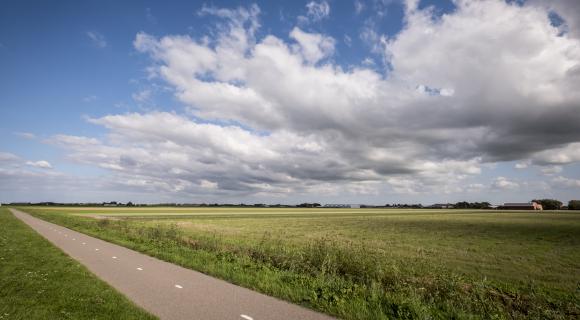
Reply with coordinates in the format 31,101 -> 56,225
454,201 -> 492,209
6,200 -> 580,210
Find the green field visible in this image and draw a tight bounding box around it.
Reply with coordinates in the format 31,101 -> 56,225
0,207 -> 156,320
19,207 -> 580,319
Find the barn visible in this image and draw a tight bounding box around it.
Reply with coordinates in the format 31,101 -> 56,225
502,202 -> 543,210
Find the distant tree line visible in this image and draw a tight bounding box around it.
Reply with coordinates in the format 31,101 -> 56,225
4,199 -> 580,210
453,201 -> 492,209
297,203 -> 321,208
365,204 -> 424,208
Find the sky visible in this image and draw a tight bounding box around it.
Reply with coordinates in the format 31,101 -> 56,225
1,0 -> 580,205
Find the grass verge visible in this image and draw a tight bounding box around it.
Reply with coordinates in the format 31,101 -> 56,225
0,208 -> 156,320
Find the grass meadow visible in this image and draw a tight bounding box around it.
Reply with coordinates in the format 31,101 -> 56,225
19,207 -> 580,319
0,207 -> 156,320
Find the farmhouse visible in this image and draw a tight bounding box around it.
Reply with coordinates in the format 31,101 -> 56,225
502,202 -> 543,210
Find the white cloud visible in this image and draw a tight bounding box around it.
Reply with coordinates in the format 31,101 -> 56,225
492,177 -> 519,190
305,1 -> 330,22
13,132 -> 36,139
132,89 -> 152,103
86,31 -> 107,48
540,165 -> 562,175
200,179 -> 218,189
529,143 -> 580,165
26,160 -> 52,169
466,183 -> 485,192
290,27 -> 335,64
552,176 -> 580,188
530,0 -> 580,39
361,57 -> 375,66
354,0 -> 364,15
31,2 -> 580,200
344,34 -> 352,47
515,161 -> 530,169
0,152 -> 19,162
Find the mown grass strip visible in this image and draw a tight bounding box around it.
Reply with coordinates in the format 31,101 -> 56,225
0,208 -> 156,320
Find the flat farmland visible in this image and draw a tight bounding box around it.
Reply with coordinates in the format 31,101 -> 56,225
20,207 -> 580,319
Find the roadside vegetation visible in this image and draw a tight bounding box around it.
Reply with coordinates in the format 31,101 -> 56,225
0,207 -> 156,320
20,207 -> 580,319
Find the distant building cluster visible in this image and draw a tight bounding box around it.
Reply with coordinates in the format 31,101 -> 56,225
501,202 -> 543,210
322,204 -> 361,208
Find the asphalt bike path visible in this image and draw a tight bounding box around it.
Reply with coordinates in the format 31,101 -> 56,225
10,209 -> 335,320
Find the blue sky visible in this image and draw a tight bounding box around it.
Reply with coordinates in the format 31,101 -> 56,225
1,0 -> 580,204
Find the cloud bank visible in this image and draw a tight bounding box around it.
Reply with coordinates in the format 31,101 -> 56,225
6,0 -> 580,202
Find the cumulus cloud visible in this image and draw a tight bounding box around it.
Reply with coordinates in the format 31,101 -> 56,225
290,27 -> 335,64
41,1 -> 580,200
26,160 -> 52,169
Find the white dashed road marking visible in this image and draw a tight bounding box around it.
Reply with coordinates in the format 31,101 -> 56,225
175,284 -> 183,289
241,315 -> 254,320
137,267 -> 143,271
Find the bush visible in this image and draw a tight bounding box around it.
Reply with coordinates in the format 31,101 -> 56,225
568,200 -> 580,210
